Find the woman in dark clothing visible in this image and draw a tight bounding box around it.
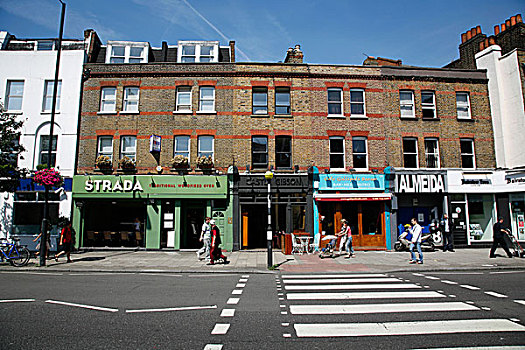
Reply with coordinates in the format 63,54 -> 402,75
208,220 -> 228,265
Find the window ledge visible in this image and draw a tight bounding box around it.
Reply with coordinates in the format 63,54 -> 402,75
173,110 -> 193,115
422,117 -> 440,121
350,115 -> 368,119
327,114 -> 346,119
251,114 -> 270,118
400,116 -> 417,120
97,111 -> 117,115
275,114 -> 293,118
120,111 -> 140,115
196,110 -> 217,115
6,110 -> 23,115
457,118 -> 474,122
41,111 -> 61,115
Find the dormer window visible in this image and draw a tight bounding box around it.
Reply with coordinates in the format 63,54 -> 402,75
178,41 -> 219,63
106,41 -> 148,63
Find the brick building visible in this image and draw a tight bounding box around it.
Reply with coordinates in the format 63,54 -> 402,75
73,30 -> 495,251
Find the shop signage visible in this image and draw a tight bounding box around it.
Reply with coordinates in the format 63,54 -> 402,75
149,135 -> 161,153
318,174 -> 385,191
461,178 -> 491,185
395,174 -> 445,193
505,173 -> 525,185
85,179 -> 143,192
239,175 -> 307,189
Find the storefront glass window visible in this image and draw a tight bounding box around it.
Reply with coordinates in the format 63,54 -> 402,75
510,194 -> 525,241
468,194 -> 494,242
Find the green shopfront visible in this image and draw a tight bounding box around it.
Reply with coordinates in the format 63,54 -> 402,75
72,175 -> 232,251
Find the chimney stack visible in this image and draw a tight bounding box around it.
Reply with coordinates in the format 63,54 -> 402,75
284,44 -> 303,64
229,40 -> 235,62
494,25 -> 500,35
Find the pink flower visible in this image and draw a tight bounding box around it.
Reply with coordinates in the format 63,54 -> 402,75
33,168 -> 63,187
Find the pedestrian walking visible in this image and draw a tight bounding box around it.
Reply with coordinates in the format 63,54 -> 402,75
208,220 -> 228,265
197,217 -> 211,260
490,217 -> 513,258
33,231 -> 51,260
441,213 -> 455,252
408,218 -> 423,264
336,219 -> 348,256
54,221 -> 72,263
343,220 -> 355,258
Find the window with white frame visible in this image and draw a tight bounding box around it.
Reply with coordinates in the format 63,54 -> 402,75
39,135 -> 57,167
199,86 -> 215,112
460,139 -> 476,168
251,136 -> 268,169
399,90 -> 415,118
350,89 -> 365,116
176,86 -> 192,111
424,138 -> 440,168
174,136 -> 190,160
275,136 -> 292,169
252,87 -> 268,115
275,88 -> 291,115
123,87 -> 139,112
456,92 -> 471,119
327,88 -> 343,116
110,45 -> 125,63
97,136 -> 113,160
120,136 -> 137,161
421,91 -> 436,119
178,41 -> 219,63
5,80 -> 24,111
403,138 -> 418,168
329,136 -> 345,169
106,42 -> 148,63
198,135 -> 214,159
42,80 -> 62,112
100,87 -> 117,112
352,137 -> 368,169
129,46 -> 144,63
37,40 -> 54,51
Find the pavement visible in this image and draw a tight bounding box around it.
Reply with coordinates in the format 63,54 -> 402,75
1,247 -> 525,274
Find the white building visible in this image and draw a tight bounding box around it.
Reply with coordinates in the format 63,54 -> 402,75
0,31 -> 89,248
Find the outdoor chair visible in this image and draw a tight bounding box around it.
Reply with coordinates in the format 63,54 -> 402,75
290,233 -> 303,254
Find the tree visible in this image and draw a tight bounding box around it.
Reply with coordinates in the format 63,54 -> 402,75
0,102 -> 26,192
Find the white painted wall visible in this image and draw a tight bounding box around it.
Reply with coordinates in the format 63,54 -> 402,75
476,46 -> 525,169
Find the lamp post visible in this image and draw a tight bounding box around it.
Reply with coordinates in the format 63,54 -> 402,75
39,0 -> 65,266
264,170 -> 274,268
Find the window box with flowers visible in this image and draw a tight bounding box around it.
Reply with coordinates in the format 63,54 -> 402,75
196,156 -> 214,170
33,168 -> 63,188
170,155 -> 190,173
118,156 -> 137,172
95,155 -> 113,173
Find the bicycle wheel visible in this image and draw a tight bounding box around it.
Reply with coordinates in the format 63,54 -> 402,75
9,247 -> 30,267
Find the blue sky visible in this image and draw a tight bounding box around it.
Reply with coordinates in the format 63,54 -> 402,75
0,0 -> 522,67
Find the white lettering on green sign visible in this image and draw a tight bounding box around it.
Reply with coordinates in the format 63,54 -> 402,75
85,179 -> 143,192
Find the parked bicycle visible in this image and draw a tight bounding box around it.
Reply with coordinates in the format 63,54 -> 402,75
0,237 -> 31,267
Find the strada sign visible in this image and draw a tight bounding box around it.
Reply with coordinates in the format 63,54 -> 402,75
395,174 -> 445,193
85,179 -> 143,192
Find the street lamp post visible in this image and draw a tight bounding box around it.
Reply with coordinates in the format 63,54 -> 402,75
264,170 -> 274,268
39,0 -> 65,266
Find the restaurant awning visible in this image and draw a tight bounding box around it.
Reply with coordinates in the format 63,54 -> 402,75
314,193 -> 392,201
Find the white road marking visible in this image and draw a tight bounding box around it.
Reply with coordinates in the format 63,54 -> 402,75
282,274 -> 386,278
448,295 -> 457,298
441,280 -> 458,285
236,283 -> 246,288
282,278 -> 401,284
69,273 -> 116,276
282,323 -> 290,326
227,298 -> 239,305
220,309 -> 235,317
138,273 -> 183,277
294,319 -> 525,337
489,271 -> 525,274
285,283 -> 421,291
26,272 -> 63,276
232,290 -> 243,295
45,300 -> 118,313
279,298 -> 284,300
281,311 -> 288,315
481,307 -> 491,311
203,345 -> 223,350
239,279 -> 248,283
283,334 -> 292,338
510,318 -> 520,322
433,272 -> 484,275
280,305 -> 286,308
126,305 -> 217,313
485,291 -> 508,298
514,300 -> 525,306
211,323 -> 230,335
460,284 -> 480,290
287,291 -> 445,300
424,276 -> 439,280
0,299 -> 35,303
411,346 -> 525,350
412,273 -> 425,277
290,302 -> 479,315
241,275 -> 250,278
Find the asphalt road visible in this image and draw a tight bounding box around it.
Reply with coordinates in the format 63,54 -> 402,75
0,270 -> 524,349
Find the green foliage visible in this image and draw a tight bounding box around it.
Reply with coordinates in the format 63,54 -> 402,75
0,102 -> 26,192
36,164 -> 48,170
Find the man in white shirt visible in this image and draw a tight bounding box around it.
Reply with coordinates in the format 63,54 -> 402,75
196,217 -> 211,260
409,217 -> 423,264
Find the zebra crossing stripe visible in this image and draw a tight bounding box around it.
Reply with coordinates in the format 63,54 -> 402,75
411,346 -> 525,350
285,283 -> 421,291
294,319 -> 525,337
289,302 -> 479,315
287,291 -> 445,300
282,278 -> 401,284
282,274 -> 386,279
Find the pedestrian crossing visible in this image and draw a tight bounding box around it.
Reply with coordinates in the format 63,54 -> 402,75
279,273 -> 525,345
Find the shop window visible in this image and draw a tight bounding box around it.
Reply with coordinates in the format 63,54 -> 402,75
421,91 -> 436,119
39,135 -> 57,167
329,136 -> 345,170
42,80 -> 61,112
199,86 -> 215,112
350,89 -> 365,116
174,135 -> 190,160
403,138 -> 418,168
424,138 -> 440,168
5,80 -> 24,111
252,87 -> 268,115
251,136 -> 268,169
100,87 -> 117,112
123,87 -> 139,112
275,87 -> 291,115
327,88 -> 343,116
275,136 -> 291,169
468,194 -> 494,242
352,137 -> 367,170
120,136 -> 136,161
97,136 -> 114,160
198,135 -> 214,159
456,92 -> 471,119
176,86 -> 192,111
14,202 -> 59,226
460,139 -> 476,169
399,90 -> 415,118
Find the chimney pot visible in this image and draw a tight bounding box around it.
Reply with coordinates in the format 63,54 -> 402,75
506,19 -> 511,28
511,16 -> 517,26
461,33 -> 467,43
494,25 -> 500,35
489,37 -> 496,45
479,42 -> 485,51
466,31 -> 472,40
484,38 -> 489,47
517,14 -> 523,23
501,23 -> 506,31
476,26 -> 481,34
295,44 -> 301,50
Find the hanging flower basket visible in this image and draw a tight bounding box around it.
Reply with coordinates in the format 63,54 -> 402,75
169,155 -> 189,169
95,155 -> 113,169
118,156 -> 136,170
196,156 -> 214,169
33,168 -> 63,187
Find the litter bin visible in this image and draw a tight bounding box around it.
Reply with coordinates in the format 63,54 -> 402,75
282,233 -> 292,255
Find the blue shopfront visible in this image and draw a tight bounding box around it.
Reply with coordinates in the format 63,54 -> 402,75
313,173 -> 392,250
